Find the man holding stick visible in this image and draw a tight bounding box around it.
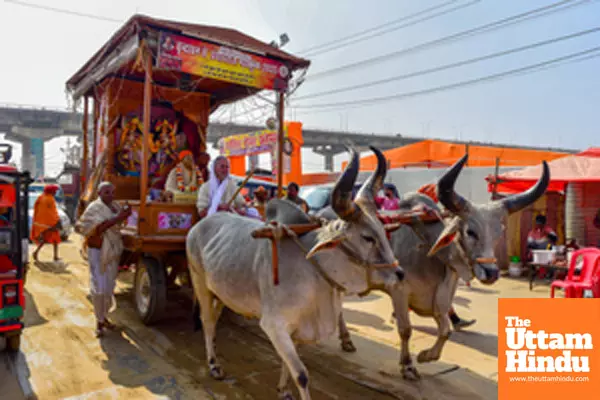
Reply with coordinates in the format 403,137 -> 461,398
196,156 -> 247,218
75,182 -> 132,337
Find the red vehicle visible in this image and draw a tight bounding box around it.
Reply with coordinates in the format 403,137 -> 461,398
0,144 -> 31,351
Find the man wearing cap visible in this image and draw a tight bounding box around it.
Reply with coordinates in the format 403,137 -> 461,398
164,150 -> 204,200
31,184 -> 62,262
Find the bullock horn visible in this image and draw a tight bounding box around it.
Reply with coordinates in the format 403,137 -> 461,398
355,146 -> 387,213
331,145 -> 360,220
437,154 -> 469,214
501,161 -> 550,214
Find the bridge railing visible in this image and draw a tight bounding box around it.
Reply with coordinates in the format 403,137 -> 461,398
0,102 -> 75,113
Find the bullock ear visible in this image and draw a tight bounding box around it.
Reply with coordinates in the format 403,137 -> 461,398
427,216 -> 461,257
306,235 -> 347,259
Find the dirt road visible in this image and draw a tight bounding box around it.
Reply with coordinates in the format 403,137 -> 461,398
1,236 -> 506,399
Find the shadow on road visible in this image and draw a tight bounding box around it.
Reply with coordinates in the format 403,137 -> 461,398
23,288 -> 49,329
33,260 -> 71,275
412,325 -> 498,357
341,307 -> 395,332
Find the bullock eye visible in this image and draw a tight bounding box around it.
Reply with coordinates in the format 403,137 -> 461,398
361,235 -> 376,244
466,229 -> 479,240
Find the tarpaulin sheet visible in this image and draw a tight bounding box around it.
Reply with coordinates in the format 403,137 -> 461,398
488,148 -> 600,194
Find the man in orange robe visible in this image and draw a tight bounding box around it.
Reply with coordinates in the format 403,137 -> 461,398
31,184 -> 62,262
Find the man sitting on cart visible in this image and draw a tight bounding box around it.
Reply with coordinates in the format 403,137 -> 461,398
163,150 -> 205,202
196,155 -> 248,218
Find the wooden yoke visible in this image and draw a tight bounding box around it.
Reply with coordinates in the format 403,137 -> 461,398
250,208 -> 451,286
251,221 -> 322,285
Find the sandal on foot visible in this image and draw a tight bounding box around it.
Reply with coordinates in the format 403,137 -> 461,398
95,327 -> 104,338
103,320 -> 117,330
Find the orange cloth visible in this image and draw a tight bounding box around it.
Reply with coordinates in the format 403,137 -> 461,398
30,193 -> 61,245
417,183 -> 439,203
178,150 -> 193,161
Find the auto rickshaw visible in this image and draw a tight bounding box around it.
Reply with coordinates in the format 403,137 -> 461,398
0,144 -> 31,351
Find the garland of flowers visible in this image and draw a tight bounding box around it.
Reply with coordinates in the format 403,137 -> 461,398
176,164 -> 204,192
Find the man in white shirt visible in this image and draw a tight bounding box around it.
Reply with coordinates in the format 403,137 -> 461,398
196,156 -> 247,219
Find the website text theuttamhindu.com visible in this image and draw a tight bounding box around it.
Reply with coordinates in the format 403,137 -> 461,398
508,376 -> 590,383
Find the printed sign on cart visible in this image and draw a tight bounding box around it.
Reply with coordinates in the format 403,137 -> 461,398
157,212 -> 193,230
498,298 -> 600,399
156,31 -> 291,91
126,210 -> 138,228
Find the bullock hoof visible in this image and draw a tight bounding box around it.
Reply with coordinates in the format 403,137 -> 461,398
341,339 -> 357,353
416,349 -> 438,364
209,365 -> 225,380
401,365 -> 421,381
278,390 -> 295,400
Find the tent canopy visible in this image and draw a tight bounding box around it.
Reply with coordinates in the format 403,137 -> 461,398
488,148 -> 600,194
345,139 -> 570,172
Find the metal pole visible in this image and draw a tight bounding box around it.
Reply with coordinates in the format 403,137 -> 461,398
276,91 -> 285,198
492,156 -> 500,200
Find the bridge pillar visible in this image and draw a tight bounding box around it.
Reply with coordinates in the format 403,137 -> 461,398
324,153 -> 334,172
31,138 -> 45,178
20,139 -> 35,176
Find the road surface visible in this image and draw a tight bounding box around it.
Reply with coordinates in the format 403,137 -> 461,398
0,235 -> 536,399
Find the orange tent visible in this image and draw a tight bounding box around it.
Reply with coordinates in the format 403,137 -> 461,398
343,139 -> 571,172
488,148 -> 600,194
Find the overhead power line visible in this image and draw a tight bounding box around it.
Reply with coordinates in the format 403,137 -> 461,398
4,0 -> 122,22
291,45 -> 600,112
293,25 -> 600,101
305,0 -> 595,81
299,0 -> 478,57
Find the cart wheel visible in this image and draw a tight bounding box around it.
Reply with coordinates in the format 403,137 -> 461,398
6,334 -> 21,352
134,256 -> 167,325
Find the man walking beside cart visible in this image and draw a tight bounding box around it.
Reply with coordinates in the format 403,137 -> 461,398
75,182 -> 132,337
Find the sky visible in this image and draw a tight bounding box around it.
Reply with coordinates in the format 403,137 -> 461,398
0,0 -> 599,176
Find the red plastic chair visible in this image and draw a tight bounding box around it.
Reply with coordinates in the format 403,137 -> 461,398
550,248 -> 600,298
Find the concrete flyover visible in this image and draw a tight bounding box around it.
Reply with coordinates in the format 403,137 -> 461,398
0,103 -> 579,174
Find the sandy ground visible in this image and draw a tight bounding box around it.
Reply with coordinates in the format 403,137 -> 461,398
0,235 -> 552,400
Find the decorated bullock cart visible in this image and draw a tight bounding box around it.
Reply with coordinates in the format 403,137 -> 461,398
67,15 -> 310,324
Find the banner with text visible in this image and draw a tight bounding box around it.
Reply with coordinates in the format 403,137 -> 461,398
218,128 -> 288,157
498,298 -> 600,399
157,31 -> 291,91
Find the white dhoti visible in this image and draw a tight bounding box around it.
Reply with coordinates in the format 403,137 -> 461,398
88,247 -> 119,322
76,198 -> 124,324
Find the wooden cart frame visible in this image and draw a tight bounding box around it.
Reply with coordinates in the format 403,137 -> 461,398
66,15 -> 310,324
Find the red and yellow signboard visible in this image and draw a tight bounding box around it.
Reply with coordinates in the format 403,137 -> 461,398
218,128 -> 288,157
157,32 -> 291,91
